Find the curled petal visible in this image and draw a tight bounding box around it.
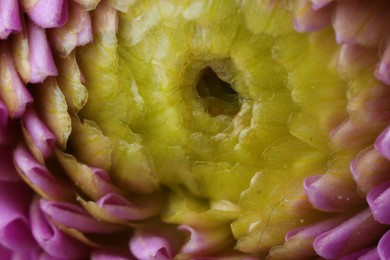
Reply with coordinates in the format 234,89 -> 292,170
350,147 -> 390,194
0,0 -> 22,39
30,198 -> 90,259
378,230 -> 390,260
0,182 -> 37,252
310,0 -> 333,10
32,78 -> 71,150
313,209 -> 387,259
27,19 -> 59,83
22,107 -> 56,161
0,146 -> 21,182
129,226 -> 184,260
333,0 -> 390,47
376,43 -> 390,85
95,192 -> 165,221
40,199 -> 124,234
50,1 -> 93,57
0,41 -> 33,118
375,126 -> 390,161
331,119 -> 376,149
269,214 -> 351,259
304,174 -> 362,212
56,52 -> 88,113
56,149 -> 117,200
21,0 -> 68,28
178,225 -> 233,256
367,180 -> 390,225
293,0 -> 332,32
13,144 -> 72,200
337,44 -> 377,76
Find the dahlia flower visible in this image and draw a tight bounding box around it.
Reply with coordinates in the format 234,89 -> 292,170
1,0 -> 390,259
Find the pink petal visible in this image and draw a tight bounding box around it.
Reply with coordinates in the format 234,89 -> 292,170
294,0 -> 333,32
304,175 -> 363,212
96,192 -> 164,221
129,226 -> 183,260
40,199 -> 124,234
50,1 -> 93,57
310,0 -> 333,10
367,180 -> 390,225
0,182 -> 37,252
0,0 -> 22,39
376,43 -> 390,85
333,0 -> 390,47
178,225 -> 232,256
30,198 -> 90,259
285,214 -> 351,240
350,147 -> 390,194
13,144 -> 71,200
23,107 -> 56,159
313,209 -> 387,259
378,230 -> 390,260
22,0 -> 68,28
27,19 -> 58,83
375,126 -> 390,161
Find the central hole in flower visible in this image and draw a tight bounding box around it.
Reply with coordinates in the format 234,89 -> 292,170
196,67 -> 240,116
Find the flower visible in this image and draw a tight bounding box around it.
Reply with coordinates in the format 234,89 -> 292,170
1,0 -> 390,259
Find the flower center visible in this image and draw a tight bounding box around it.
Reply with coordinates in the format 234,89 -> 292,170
195,66 -> 240,117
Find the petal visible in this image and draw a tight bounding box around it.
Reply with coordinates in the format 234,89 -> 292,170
293,0 -> 333,32
178,225 -> 233,256
22,107 -> 56,160
376,43 -> 390,85
39,199 -> 124,234
333,0 -> 390,47
30,198 -> 90,259
269,214 -> 350,259
0,182 -> 37,252
32,78 -> 71,150
13,144 -> 72,200
50,1 -> 93,57
95,192 -> 165,221
129,226 -> 183,260
0,41 -> 33,118
0,0 -> 22,39
21,0 -> 68,28
337,44 -> 377,76
304,174 -> 363,212
378,230 -> 390,260
350,147 -> 390,194
375,126 -> 390,161
26,19 -> 58,83
367,180 -> 390,225
313,209 -> 387,259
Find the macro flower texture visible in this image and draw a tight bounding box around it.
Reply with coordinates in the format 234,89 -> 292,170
2,0 -> 390,259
